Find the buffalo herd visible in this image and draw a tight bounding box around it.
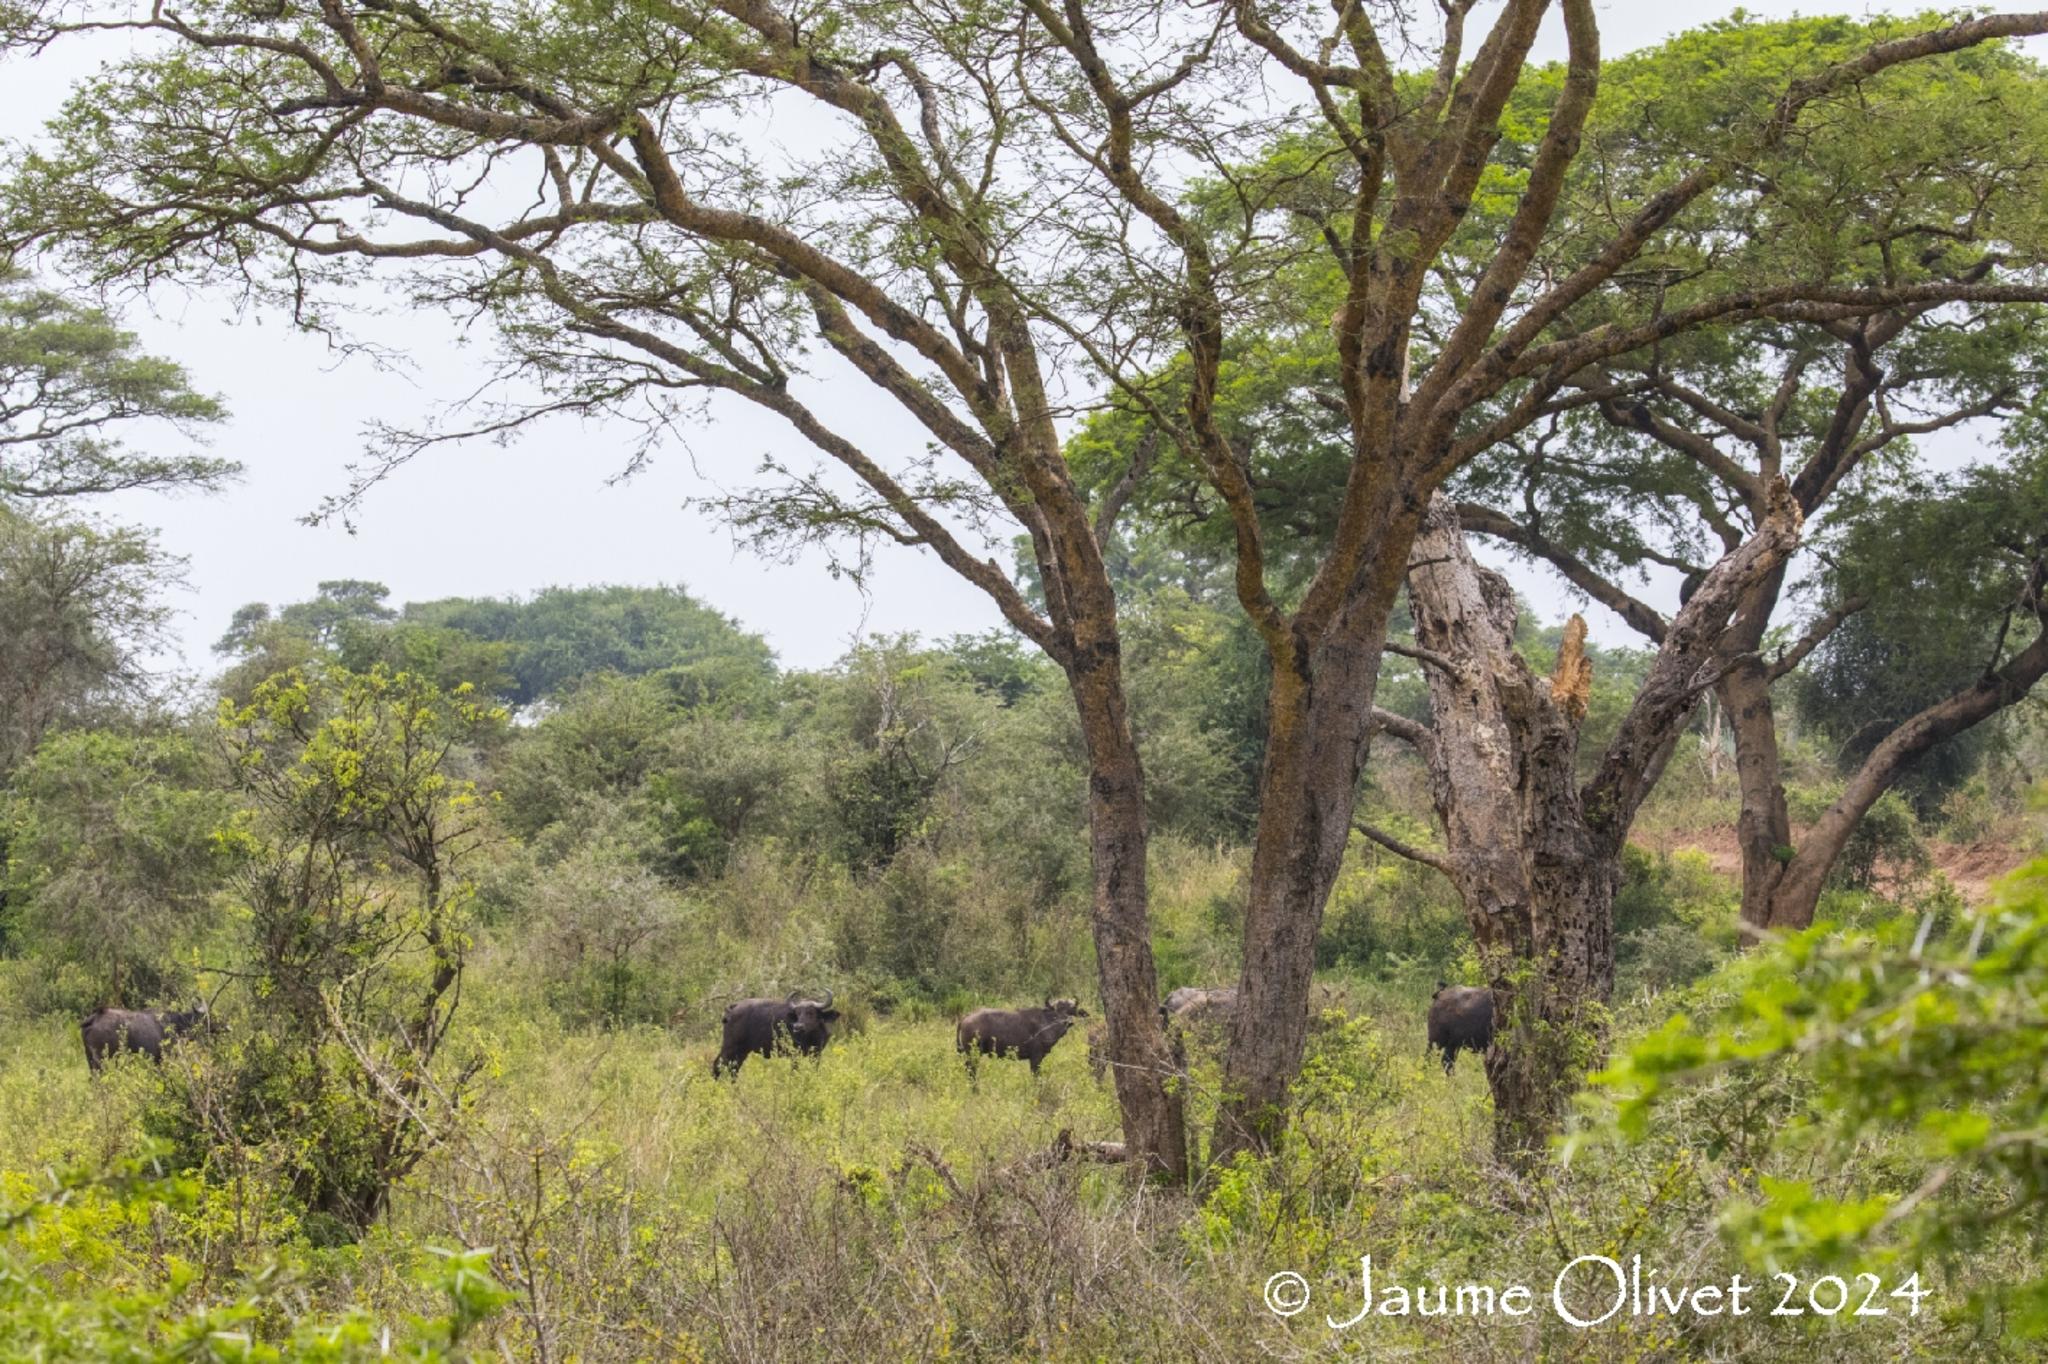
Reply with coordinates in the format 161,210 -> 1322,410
81,982 -> 1504,1082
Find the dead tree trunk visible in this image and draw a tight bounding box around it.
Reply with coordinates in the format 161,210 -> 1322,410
1398,492 -> 1803,1158
1402,500 -> 1608,1160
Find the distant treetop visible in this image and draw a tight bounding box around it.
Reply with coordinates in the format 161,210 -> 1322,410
216,581 -> 775,707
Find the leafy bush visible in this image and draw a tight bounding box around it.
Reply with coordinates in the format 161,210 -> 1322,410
1788,784 -> 1929,892
2,728 -> 239,1003
1,1157 -> 509,1360
1316,829 -> 1466,974
1600,857 -> 2048,1338
522,842 -> 688,1028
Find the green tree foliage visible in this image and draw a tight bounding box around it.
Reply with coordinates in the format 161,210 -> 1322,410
1798,449 -> 2048,809
820,640 -> 991,870
406,586 -> 775,706
0,269 -> 233,504
217,584 -> 774,709
278,580 -> 396,649
1600,857 -> 2048,1338
0,509 -> 179,777
202,667 -> 504,1235
2,729 -> 237,1000
491,672 -> 679,840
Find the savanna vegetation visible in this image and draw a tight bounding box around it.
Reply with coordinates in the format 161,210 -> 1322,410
4,3 -> 2048,1360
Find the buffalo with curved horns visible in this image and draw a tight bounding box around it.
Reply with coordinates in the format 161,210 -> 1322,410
957,998 -> 1086,1078
712,990 -> 839,1077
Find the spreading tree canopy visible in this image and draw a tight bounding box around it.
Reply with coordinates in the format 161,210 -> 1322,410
0,269 -> 233,503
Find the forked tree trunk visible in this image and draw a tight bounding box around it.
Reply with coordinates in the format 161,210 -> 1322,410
1743,629 -> 2048,934
1403,493 -> 1804,1158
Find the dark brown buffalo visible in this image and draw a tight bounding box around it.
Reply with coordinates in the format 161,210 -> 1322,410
81,1003 -> 216,1075
1160,986 -> 1238,1031
956,998 -> 1086,1077
1427,983 -> 1495,1075
712,990 -> 839,1077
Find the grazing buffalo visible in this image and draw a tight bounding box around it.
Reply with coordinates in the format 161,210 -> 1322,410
712,990 -> 839,1077
956,998 -> 1087,1077
1160,986 -> 1238,1031
81,1002 -> 217,1075
1426,983 -> 1495,1075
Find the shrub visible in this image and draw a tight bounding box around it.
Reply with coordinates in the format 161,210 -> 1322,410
1316,831 -> 1466,974
1600,857 -> 2048,1339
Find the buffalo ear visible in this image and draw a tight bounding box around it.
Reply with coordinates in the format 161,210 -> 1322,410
820,1009 -> 840,1021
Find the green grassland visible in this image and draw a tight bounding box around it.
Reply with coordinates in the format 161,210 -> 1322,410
4,855 -> 2039,1363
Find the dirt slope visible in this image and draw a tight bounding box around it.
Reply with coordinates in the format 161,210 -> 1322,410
1636,827 -> 2037,905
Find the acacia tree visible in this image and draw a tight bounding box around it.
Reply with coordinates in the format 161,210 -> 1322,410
1464,300 -> 2048,936
10,0 -> 2048,1167
1449,21 -> 2048,935
0,268 -> 233,503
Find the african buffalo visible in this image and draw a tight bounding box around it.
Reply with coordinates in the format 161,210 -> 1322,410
712,990 -> 839,1077
956,998 -> 1086,1077
1426,983 -> 1495,1075
81,1002 -> 216,1075
1160,985 -> 1238,1031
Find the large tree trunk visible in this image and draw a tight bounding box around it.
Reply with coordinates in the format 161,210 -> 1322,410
1061,590 -> 1190,1184
1213,535 -> 1414,1164
1713,570 -> 1798,936
1079,719 -> 1189,1184
1403,499 -> 1611,1160
1749,631 -> 2048,933
1403,492 -> 1804,1157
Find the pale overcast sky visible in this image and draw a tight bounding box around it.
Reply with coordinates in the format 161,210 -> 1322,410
3,3 -> 2033,678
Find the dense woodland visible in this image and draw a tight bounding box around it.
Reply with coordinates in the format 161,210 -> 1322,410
5,3 -> 2048,1360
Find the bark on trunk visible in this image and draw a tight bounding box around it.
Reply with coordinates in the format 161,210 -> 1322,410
1404,499 -> 1612,1161
1214,524 -> 1417,1163
1712,570 -> 1799,938
1067,645 -> 1190,1185
1722,658 -> 1794,933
